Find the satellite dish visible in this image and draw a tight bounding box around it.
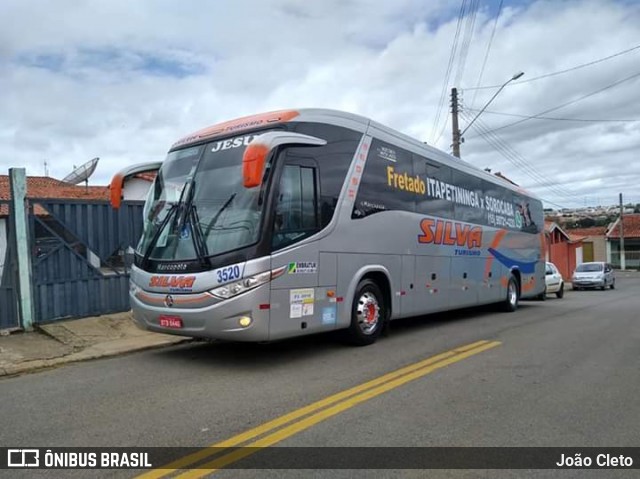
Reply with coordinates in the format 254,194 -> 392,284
62,157 -> 99,185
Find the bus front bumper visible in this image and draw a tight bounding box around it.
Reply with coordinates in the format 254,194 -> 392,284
130,284 -> 271,342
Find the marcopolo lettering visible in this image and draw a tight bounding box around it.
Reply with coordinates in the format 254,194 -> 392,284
157,263 -> 188,272
149,275 -> 196,289
418,218 -> 483,249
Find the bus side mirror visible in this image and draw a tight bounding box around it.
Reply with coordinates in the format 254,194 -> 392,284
109,162 -> 162,208
241,131 -> 328,189
242,144 -> 270,188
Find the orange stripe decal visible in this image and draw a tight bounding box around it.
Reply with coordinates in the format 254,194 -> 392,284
136,292 -> 210,305
172,110 -> 300,148
522,277 -> 537,292
484,229 -> 508,279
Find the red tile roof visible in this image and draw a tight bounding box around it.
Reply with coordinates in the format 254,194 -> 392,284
0,175 -> 109,200
607,214 -> 640,239
134,172 -> 157,182
0,175 -> 109,216
544,220 -> 573,242
569,233 -> 587,242
567,226 -> 607,237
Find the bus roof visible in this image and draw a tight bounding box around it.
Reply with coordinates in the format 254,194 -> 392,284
172,108 -> 539,201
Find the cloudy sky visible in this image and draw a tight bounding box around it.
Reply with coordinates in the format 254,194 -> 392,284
1,0 -> 639,209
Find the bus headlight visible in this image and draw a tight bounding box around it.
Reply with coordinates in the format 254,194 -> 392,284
209,266 -> 286,300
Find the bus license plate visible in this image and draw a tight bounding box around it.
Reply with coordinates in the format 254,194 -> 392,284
159,315 -> 183,329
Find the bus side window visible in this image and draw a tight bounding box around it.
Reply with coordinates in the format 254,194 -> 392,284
272,164 -> 319,250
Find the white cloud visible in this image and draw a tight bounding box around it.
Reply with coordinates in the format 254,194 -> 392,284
1,0 -> 639,207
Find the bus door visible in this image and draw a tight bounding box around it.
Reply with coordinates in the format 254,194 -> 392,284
268,154 -> 325,339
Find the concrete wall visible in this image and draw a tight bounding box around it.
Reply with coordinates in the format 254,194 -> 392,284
590,236 -> 607,262
549,241 -> 583,280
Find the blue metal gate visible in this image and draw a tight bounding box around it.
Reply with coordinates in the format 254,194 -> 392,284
29,199 -> 144,323
0,200 -> 20,330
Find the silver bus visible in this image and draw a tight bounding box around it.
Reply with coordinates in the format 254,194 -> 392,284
111,109 -> 545,346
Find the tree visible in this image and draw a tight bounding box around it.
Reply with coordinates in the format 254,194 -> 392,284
576,217 -> 596,228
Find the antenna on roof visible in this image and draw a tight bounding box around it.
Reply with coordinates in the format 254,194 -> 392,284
43,159 -> 49,177
62,157 -> 100,190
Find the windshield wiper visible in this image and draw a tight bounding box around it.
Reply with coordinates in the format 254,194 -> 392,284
174,178 -> 196,233
141,175 -> 194,267
204,193 -> 236,237
141,203 -> 179,268
189,203 -> 209,267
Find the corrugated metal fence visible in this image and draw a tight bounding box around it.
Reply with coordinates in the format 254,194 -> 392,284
29,199 -> 144,323
0,199 -> 19,330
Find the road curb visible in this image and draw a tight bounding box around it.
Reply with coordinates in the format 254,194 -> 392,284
0,337 -> 193,379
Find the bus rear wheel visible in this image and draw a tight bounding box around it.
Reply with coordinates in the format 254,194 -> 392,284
346,279 -> 385,346
501,275 -> 519,312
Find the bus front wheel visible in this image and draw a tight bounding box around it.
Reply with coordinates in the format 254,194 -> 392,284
346,279 -> 385,346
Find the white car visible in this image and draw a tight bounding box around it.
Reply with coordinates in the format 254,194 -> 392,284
541,262 -> 564,299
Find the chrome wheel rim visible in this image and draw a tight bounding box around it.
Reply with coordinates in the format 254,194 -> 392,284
508,281 -> 517,306
356,291 -> 380,335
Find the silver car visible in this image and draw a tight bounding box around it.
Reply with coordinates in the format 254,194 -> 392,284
572,262 -> 615,291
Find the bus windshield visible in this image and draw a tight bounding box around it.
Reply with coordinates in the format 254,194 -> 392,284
138,133 -> 266,261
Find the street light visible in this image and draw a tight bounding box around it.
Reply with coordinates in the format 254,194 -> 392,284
461,71 -> 524,137
451,71 -> 524,158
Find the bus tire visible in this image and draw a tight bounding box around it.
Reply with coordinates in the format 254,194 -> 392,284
346,279 -> 385,346
501,275 -> 519,312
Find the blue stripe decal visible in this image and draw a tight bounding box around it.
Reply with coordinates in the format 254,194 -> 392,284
488,248 -> 537,274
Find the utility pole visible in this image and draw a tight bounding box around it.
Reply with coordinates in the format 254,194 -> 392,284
451,87 -> 461,158
619,193 -> 626,270
9,168 -> 35,330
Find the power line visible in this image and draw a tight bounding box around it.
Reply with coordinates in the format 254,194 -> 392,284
433,111 -> 451,146
464,43 -> 640,91
471,69 -> 640,136
430,0 -> 467,142
460,110 -> 583,203
472,118 -> 583,203
453,0 -> 480,87
462,108 -> 640,123
470,0 -> 504,108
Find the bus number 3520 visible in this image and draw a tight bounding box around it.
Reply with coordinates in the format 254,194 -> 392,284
217,265 -> 241,283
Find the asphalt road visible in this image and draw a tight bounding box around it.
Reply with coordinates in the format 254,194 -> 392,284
2,274 -> 639,478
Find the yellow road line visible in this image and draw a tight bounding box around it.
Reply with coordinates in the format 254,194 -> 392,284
137,340 -> 495,478
176,340 -> 501,478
